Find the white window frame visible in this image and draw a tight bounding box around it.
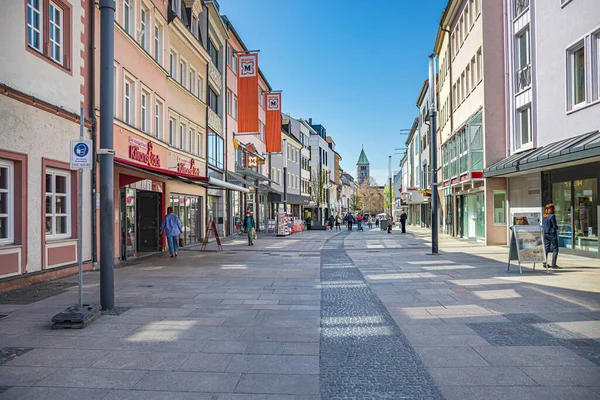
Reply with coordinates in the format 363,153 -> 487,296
594,31 -> 600,102
140,6 -> 149,50
190,68 -> 196,94
189,127 -> 195,153
179,59 -> 187,87
27,0 -> 43,51
179,123 -> 186,150
45,168 -> 71,239
197,76 -> 203,100
568,41 -> 586,109
0,160 -> 14,245
154,22 -> 163,65
233,96 -> 238,119
155,97 -> 163,139
141,88 -> 150,133
476,49 -> 482,83
197,132 -> 202,157
49,2 -> 63,64
123,0 -> 134,35
169,50 -> 177,79
169,118 -> 175,146
516,105 -> 532,150
124,76 -> 135,126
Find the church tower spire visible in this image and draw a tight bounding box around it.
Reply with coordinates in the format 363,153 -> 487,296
356,148 -> 370,186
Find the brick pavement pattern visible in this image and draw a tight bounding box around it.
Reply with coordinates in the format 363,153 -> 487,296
319,231 -> 443,399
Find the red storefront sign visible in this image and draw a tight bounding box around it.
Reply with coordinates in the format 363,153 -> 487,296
177,157 -> 201,176
129,137 -> 161,168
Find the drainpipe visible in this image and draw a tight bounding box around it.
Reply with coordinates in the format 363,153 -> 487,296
90,0 -> 98,266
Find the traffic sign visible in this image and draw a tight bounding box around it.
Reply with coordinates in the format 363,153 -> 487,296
70,140 -> 93,170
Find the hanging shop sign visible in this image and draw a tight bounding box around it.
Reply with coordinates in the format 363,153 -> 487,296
238,54 -> 259,133
265,92 -> 282,153
248,154 -> 259,168
128,137 -> 161,168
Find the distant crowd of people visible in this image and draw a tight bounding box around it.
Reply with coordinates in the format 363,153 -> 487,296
323,210 -> 408,235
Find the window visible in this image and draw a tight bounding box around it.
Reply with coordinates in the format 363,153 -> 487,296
570,44 -> 586,107
197,76 -> 203,100
197,133 -> 202,157
515,0 -> 529,16
457,77 -> 461,104
271,167 -> 276,183
476,48 -> 482,82
208,132 -> 224,169
461,72 -> 466,101
208,88 -> 218,114
0,161 -> 13,244
493,192 -> 506,224
124,78 -> 134,125
169,51 -> 177,79
141,90 -> 149,132
45,169 -> 70,238
233,54 -> 238,74
189,128 -> 194,153
208,40 -> 219,70
469,0 -> 475,26
466,64 -> 471,93
27,0 -> 42,51
123,0 -> 133,35
226,44 -> 233,67
226,90 -> 232,115
179,124 -> 185,150
459,16 -> 464,46
233,96 -> 238,119
169,118 -> 175,146
516,28 -> 531,91
517,105 -> 532,148
471,57 -> 476,89
180,60 -> 186,87
190,68 -> 195,94
191,15 -> 198,37
595,32 -> 600,101
48,2 -> 63,63
155,99 -> 163,139
140,7 -> 148,50
154,23 -> 163,65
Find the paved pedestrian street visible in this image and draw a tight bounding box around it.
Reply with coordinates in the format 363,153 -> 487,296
0,228 -> 599,399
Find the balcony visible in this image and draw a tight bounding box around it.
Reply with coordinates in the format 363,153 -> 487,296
516,65 -> 532,92
208,62 -> 222,93
208,107 -> 222,135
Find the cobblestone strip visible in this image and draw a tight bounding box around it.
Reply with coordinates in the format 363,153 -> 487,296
320,232 -> 443,400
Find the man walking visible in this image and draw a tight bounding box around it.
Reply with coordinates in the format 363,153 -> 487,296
328,215 -> 335,231
346,212 -> 354,231
335,215 -> 342,231
160,207 -> 182,258
245,211 -> 256,246
399,210 -> 408,233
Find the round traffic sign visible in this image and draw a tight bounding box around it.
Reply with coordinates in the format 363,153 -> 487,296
74,142 -> 89,157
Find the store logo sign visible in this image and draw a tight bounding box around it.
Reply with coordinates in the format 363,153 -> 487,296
177,157 -> 201,176
248,155 -> 258,168
239,55 -> 257,77
129,138 -> 161,168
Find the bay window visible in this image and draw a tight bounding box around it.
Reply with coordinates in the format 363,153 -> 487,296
0,161 -> 13,244
45,169 -> 70,238
208,132 -> 224,169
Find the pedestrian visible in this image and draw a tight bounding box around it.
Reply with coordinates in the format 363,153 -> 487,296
387,215 -> 394,234
335,215 -> 341,231
399,210 -> 408,233
375,218 -> 379,228
160,207 -> 182,258
328,215 -> 335,231
346,212 -> 353,231
357,214 -> 363,231
245,211 -> 256,246
367,216 -> 373,229
543,203 -> 560,269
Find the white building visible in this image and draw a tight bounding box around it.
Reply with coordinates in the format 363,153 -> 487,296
308,120 -> 330,223
484,0 -> 600,256
0,0 -> 93,284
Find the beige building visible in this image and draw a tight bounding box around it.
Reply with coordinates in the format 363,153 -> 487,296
0,0 -> 94,286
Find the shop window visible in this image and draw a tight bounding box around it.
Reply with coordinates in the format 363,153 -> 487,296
0,160 -> 14,244
493,191 -> 506,224
45,169 -> 70,238
208,132 -> 224,169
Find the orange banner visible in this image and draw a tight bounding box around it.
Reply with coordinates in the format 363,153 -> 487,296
265,92 -> 282,153
237,54 -> 259,133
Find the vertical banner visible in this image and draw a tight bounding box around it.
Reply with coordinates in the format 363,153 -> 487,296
265,92 -> 282,153
237,54 -> 259,133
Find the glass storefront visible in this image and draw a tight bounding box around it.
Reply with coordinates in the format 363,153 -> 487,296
123,188 -> 136,259
550,178 -> 598,253
170,194 -> 202,245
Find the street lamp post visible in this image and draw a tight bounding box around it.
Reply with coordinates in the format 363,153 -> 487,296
388,156 -> 393,218
428,53 -> 439,255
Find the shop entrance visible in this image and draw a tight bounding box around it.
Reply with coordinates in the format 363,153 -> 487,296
137,191 -> 161,254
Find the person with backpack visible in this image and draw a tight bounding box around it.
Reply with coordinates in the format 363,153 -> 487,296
335,215 -> 342,231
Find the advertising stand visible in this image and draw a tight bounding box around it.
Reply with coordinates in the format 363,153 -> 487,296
507,225 -> 548,274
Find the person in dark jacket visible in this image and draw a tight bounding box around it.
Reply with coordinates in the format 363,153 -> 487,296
543,204 -> 560,269
399,210 -> 408,233
244,211 -> 256,246
346,212 -> 354,231
328,215 -> 335,231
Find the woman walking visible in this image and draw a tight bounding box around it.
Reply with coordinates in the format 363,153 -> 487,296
543,204 -> 560,269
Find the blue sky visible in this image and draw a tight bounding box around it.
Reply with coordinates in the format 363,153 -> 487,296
219,0 -> 447,185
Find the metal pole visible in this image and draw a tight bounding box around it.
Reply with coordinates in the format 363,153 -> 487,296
283,139 -> 287,212
78,108 -> 84,307
99,0 -> 115,310
428,53 -> 439,255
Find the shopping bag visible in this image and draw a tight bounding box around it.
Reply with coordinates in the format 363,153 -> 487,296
178,236 -> 184,247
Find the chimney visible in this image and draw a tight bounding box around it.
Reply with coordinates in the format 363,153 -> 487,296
308,118 -> 312,125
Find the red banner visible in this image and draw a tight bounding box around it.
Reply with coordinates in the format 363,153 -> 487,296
237,54 -> 259,133
265,92 -> 282,153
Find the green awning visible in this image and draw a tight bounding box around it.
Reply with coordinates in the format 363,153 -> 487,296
484,130 -> 600,178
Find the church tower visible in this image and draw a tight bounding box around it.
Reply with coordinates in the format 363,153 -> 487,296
356,147 -> 370,186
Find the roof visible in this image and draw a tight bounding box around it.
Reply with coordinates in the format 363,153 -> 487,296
357,148 -> 369,165
484,130 -> 600,178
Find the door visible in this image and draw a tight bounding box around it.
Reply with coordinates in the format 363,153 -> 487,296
137,191 -> 161,252
120,188 -> 137,259
574,178 -> 598,253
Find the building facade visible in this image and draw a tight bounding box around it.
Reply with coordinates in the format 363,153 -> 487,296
484,0 -> 600,256
309,121 -> 330,223
0,0 -> 93,284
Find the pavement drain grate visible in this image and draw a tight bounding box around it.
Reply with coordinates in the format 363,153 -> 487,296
320,231 -> 444,399
138,285 -> 154,288
0,347 -> 34,365
101,306 -> 131,316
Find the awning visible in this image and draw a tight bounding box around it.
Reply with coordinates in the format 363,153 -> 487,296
227,171 -> 254,187
208,177 -> 249,193
237,167 -> 274,183
115,157 -> 209,182
484,130 -> 600,178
